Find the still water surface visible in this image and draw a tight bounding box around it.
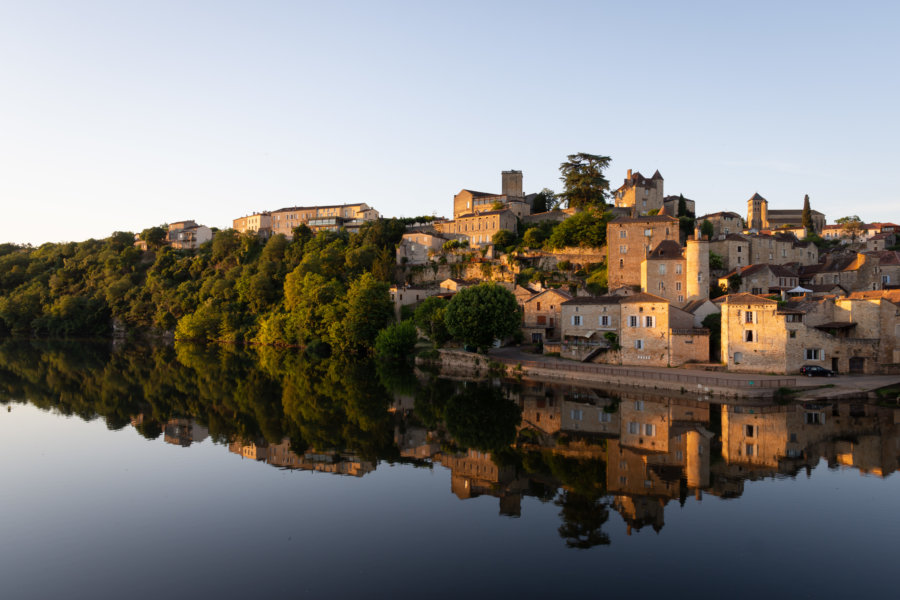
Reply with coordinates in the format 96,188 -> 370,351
0,341 -> 897,599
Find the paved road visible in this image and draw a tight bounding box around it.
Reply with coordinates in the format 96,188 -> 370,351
489,346 -> 900,396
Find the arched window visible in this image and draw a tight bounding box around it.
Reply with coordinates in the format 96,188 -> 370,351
619,259 -> 624,268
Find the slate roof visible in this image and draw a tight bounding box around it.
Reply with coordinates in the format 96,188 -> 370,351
647,240 -> 684,260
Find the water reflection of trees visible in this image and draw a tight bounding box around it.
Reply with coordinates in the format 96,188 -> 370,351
2,339 -> 899,549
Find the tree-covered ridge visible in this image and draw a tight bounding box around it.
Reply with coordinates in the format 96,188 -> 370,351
0,220 -> 407,351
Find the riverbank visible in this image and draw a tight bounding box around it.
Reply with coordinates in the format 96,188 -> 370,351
420,348 -> 900,401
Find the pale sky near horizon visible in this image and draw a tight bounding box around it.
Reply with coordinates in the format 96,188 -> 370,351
1,0 -> 898,245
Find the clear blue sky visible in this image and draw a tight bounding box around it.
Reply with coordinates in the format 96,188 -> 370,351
1,0 -> 898,245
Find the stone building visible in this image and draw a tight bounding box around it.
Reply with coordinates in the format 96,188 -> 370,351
522,288 -> 572,343
388,285 -> 441,320
607,214 -> 680,289
433,209 -> 518,247
395,230 -> 465,265
662,195 -> 696,217
717,264 -> 800,295
558,292 -> 708,367
708,232 -> 818,271
799,252 -> 884,292
698,211 -> 743,238
720,290 -> 900,374
452,170 -> 530,220
746,192 -> 825,233
640,232 -> 709,307
167,220 -> 212,250
613,169 -> 664,215
234,203 -> 379,238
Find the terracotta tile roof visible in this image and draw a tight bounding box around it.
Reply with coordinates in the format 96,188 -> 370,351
525,288 -> 574,303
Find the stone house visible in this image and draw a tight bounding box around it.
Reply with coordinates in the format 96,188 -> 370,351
681,298 -> 721,328
698,211 -> 743,238
662,194 -> 696,217
720,290 -> 900,374
167,220 -> 212,250
559,292 -> 708,367
613,169 -> 664,215
522,288 -> 573,343
389,285 -> 441,320
439,278 -> 478,294
640,233 -> 709,307
867,233 -> 897,253
232,212 -> 272,236
718,264 -> 799,295
434,209 -> 518,247
709,232 -> 818,272
513,284 -> 536,309
799,252 -> 884,292
607,214 -> 680,289
395,230 -> 465,265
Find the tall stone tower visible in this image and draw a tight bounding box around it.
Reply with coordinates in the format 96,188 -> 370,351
501,170 -> 523,200
685,226 -> 709,301
747,193 -> 768,230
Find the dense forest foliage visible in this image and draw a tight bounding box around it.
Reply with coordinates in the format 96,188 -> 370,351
0,220 -> 410,352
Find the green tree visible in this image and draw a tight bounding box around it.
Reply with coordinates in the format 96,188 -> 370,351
700,219 -> 714,240
836,215 -> 864,243
329,273 -> 393,354
413,297 -> 450,347
728,273 -> 743,293
709,252 -> 724,271
140,226 -> 168,249
491,230 -> 516,249
558,153 -> 612,210
801,194 -> 813,233
444,283 -> 520,352
443,384 -> 521,452
374,320 -> 418,363
546,209 -> 610,249
531,188 -> 558,213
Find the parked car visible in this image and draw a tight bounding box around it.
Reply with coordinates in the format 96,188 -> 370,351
800,365 -> 835,377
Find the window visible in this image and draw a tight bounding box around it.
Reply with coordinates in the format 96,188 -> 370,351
745,443 -> 756,457
785,314 -> 802,323
745,330 -> 754,342
599,412 -> 611,423
678,295 -> 684,303
659,264 -> 667,275
634,400 -> 644,411
737,246 -> 743,253
805,412 -> 824,425
745,311 -> 754,324
789,330 -> 797,338
658,281 -> 665,290
570,409 -> 583,421
629,315 -> 638,327
536,302 -> 541,311
620,245 -> 627,254
745,425 -> 755,437
572,315 -> 582,326
645,316 -> 655,327
628,422 -> 639,434
644,424 -> 656,436
883,275 -> 891,284
619,259 -> 624,268
619,230 -> 627,238
600,315 -> 610,326
676,264 -> 682,274
676,282 -> 682,291
634,339 -> 644,350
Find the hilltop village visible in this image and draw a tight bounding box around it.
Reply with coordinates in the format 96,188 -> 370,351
129,163 -> 900,377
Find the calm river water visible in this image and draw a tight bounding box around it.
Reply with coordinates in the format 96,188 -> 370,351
0,340 -> 897,599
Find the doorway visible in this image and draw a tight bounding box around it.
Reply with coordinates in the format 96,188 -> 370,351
831,357 -> 839,373
849,357 -> 865,374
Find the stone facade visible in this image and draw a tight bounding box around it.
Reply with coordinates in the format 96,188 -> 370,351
746,193 -> 825,233
613,169 -> 664,215
434,209 -> 518,247
698,211 -> 743,238
718,264 -> 799,295
389,285 -> 441,320
234,203 -> 379,238
721,290 -> 900,374
607,215 -> 680,289
522,288 -> 573,342
709,232 -> 818,271
641,240 -> 688,306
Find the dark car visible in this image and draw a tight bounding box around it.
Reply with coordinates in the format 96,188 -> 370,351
800,365 -> 835,377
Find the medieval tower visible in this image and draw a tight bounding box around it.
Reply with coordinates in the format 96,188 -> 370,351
747,193 -> 768,230
685,226 -> 710,301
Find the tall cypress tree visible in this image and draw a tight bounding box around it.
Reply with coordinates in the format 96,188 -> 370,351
801,194 -> 813,232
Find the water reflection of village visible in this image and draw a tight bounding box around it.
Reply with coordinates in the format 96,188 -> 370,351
131,380 -> 900,537
393,382 -> 900,534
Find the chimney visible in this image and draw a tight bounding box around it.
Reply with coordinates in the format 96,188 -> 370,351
627,169 -> 633,180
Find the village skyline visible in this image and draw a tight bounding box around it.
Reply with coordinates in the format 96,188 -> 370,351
2,1 -> 899,245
